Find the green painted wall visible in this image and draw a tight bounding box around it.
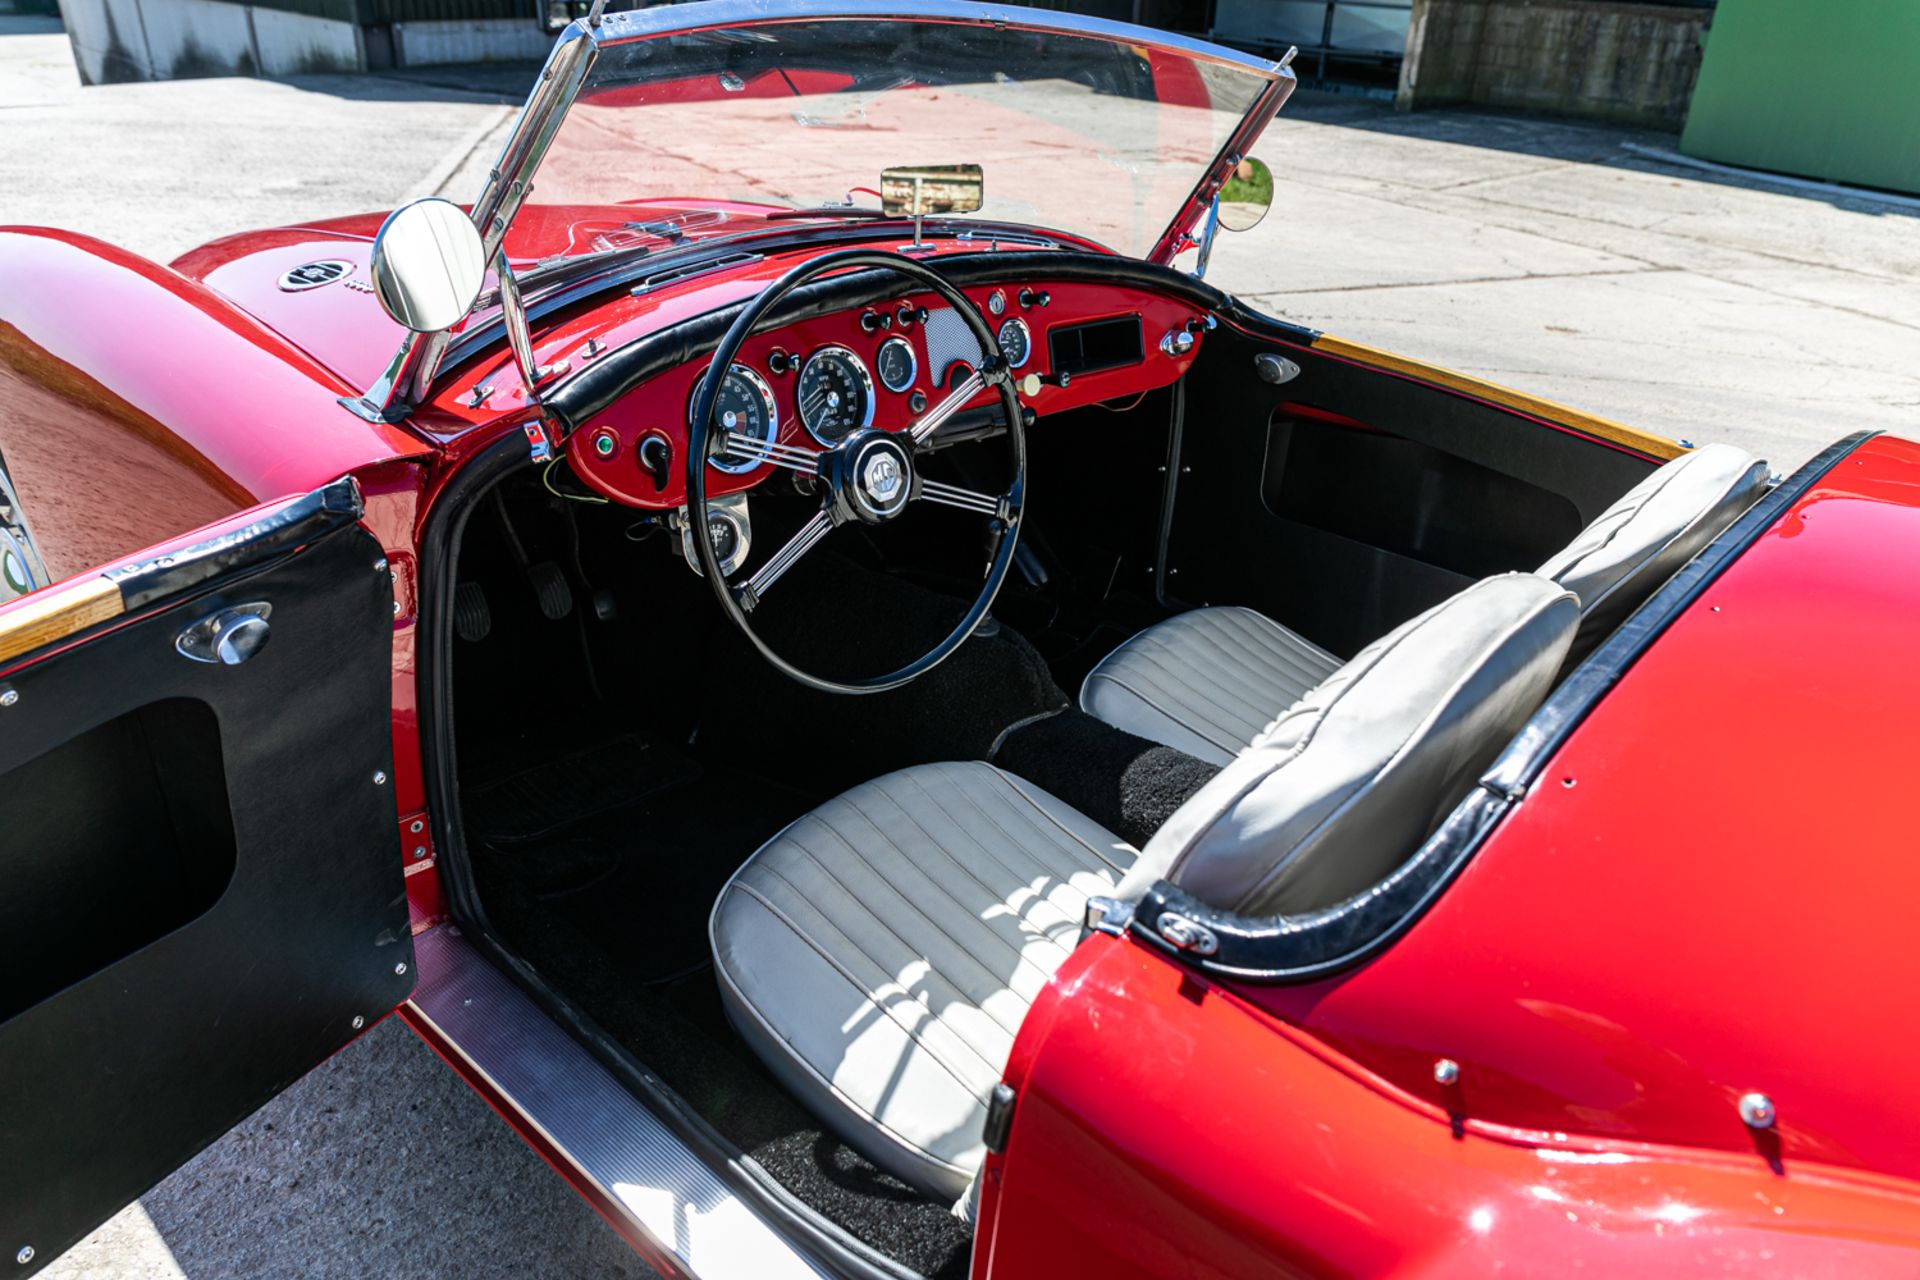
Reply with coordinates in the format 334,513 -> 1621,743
1682,0 -> 1920,194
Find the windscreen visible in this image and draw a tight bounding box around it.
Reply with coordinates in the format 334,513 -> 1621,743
506,16 -> 1274,262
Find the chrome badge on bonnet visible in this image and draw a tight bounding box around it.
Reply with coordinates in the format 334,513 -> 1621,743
278,259 -> 354,292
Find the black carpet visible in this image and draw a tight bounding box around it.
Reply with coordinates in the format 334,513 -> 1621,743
994,709 -> 1222,848
467,750 -> 977,1277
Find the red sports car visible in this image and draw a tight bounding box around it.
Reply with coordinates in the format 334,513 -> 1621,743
3,3 -> 1916,1277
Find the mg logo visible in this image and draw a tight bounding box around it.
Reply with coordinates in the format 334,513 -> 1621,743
862,452 -> 903,503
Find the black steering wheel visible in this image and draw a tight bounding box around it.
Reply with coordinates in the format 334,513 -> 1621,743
686,249 -> 1027,695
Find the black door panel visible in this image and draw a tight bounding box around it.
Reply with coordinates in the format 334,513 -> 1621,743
1167,334 -> 1657,657
0,486 -> 407,1275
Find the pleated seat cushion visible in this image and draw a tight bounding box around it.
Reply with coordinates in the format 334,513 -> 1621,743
1078,606 -> 1341,766
709,760 -> 1137,1203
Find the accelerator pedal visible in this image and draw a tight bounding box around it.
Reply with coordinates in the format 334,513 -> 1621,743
454,581 -> 492,643
528,561 -> 574,620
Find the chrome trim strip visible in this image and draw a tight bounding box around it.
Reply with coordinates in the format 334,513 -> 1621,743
406,924 -> 829,1280
586,0 -> 1288,78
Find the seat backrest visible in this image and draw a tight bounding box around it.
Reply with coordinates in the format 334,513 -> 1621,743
1116,574 -> 1577,917
1542,442 -> 1767,667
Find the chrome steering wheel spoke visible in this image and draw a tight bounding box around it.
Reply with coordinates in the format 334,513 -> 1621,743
908,367 -> 987,446
719,430 -> 822,477
736,506 -> 834,610
917,478 -> 1004,518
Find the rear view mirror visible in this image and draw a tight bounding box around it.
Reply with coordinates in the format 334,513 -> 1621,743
1217,156 -> 1273,233
369,197 -> 487,333
881,165 -> 985,218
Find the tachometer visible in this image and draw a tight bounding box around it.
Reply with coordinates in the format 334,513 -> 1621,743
997,317 -> 1032,370
688,363 -> 778,474
876,337 -> 917,393
797,346 -> 875,445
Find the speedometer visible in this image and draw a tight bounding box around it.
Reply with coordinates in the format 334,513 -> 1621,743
797,346 -> 875,445
688,363 -> 778,474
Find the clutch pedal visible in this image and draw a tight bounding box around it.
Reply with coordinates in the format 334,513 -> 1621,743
454,581 -> 492,642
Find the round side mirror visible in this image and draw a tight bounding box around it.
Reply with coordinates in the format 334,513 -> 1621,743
1217,156 -> 1273,234
369,197 -> 487,332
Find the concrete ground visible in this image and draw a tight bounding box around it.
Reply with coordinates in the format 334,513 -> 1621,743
4,13 -> 1917,1277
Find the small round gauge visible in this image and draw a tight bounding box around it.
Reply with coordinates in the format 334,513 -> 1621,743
987,289 -> 1007,317
875,336 -> 917,393
996,317 -> 1032,370
688,363 -> 778,474
797,345 -> 875,445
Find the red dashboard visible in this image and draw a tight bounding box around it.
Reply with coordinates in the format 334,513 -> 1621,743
565,279 -> 1208,510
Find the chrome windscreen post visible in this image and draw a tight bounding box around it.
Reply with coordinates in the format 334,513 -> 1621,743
342,18 -> 601,422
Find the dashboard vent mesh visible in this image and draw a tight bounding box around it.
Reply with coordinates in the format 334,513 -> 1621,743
921,306 -> 985,385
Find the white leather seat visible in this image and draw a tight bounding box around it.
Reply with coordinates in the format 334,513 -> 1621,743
1080,442 -> 1767,760
711,575 -> 1577,1206
709,760 -> 1137,1205
1079,606 -> 1341,766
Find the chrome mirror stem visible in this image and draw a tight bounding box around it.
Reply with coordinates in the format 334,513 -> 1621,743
1191,197 -> 1221,280
495,250 -> 544,406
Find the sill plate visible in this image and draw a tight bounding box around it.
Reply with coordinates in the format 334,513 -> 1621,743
406,924 -> 829,1280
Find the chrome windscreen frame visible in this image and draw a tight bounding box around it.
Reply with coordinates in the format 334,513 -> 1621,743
343,0 -> 1293,423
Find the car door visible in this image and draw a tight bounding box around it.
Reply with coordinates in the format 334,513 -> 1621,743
0,476 -> 409,1275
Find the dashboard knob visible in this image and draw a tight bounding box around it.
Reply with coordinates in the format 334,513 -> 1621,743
860,310 -> 892,333
638,434 -> 672,492
1019,288 -> 1051,308
768,349 -> 793,375
896,303 -> 927,327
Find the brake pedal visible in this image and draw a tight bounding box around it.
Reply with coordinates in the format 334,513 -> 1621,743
454,581 -> 492,642
528,561 -> 574,620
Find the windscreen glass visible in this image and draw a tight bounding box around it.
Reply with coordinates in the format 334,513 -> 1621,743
505,17 -> 1274,262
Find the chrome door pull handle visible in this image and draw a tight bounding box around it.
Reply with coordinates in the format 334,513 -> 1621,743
176,603 -> 273,665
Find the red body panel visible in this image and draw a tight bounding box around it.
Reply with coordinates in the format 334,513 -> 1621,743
978,938 -> 1920,1280
979,435 -> 1920,1276
0,228 -> 425,579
